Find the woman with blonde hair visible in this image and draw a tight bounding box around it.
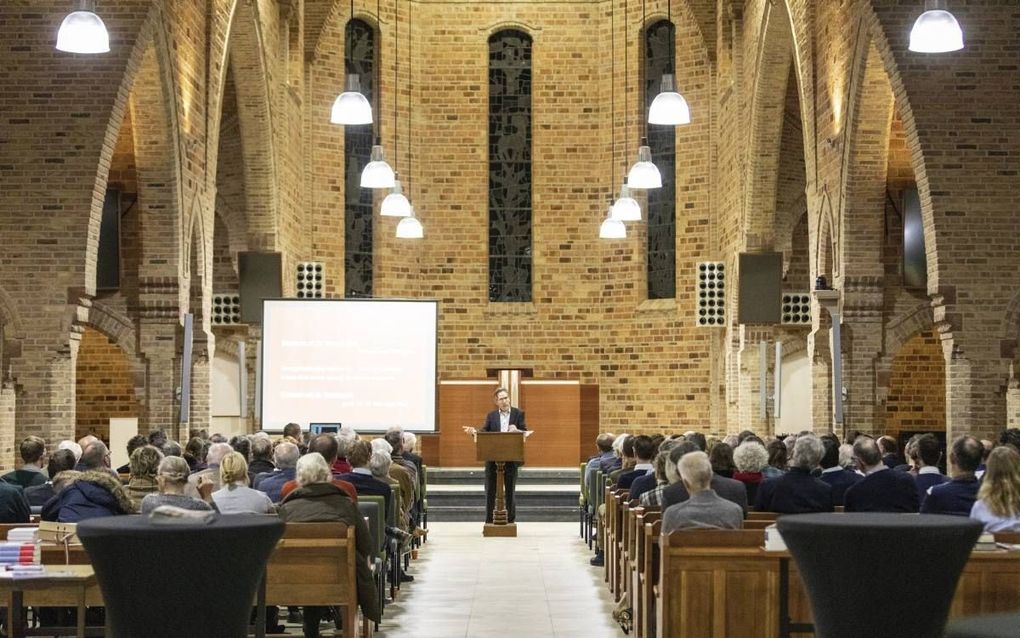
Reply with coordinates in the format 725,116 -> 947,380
969,446 -> 1020,532
208,451 -> 274,514
125,445 -> 163,510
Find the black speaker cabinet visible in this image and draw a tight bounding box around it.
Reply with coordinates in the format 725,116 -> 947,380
239,252 -> 282,324
738,253 -> 783,324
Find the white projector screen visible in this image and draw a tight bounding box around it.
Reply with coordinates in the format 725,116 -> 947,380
261,299 -> 438,432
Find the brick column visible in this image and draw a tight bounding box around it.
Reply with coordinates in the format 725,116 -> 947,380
137,278 -> 181,435
841,277 -> 884,433
737,326 -> 775,434
808,327 -> 833,435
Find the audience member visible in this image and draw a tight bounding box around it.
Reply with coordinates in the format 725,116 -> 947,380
638,440 -> 682,506
0,479 -> 30,523
913,433 -> 947,498
896,434 -> 921,473
386,428 -> 418,485
977,439 -> 994,479
1000,428 -> 1020,452
209,433 -> 228,444
209,452 -> 274,514
125,445 -> 163,510
662,441 -> 747,515
685,432 -> 707,453
140,456 -> 213,515
585,433 -> 616,492
763,440 -> 787,479
661,452 -> 743,534
77,434 -> 99,451
732,440 -> 769,504
969,446 -> 1020,532
228,434 -> 251,461
709,442 -> 735,479
373,438 -> 413,516
25,449 -> 76,507
278,435 -> 358,503
254,442 -> 300,502
844,437 -> 919,513
248,436 -> 276,482
42,469 -> 133,522
402,431 -> 424,476
332,429 -> 356,475
337,440 -> 393,517
818,435 -> 861,507
755,435 -> 833,514
878,435 -> 901,469
837,443 -> 856,471
186,442 -> 232,498
161,440 -> 183,458
2,436 -> 49,489
602,434 -> 625,474
57,440 -> 83,464
617,435 -> 655,490
737,430 -> 757,445
184,437 -> 207,472
921,435 -> 982,516
147,430 -> 167,449
277,453 -> 381,635
77,440 -> 120,479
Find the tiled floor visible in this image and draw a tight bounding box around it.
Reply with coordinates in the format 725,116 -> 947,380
373,522 -> 627,638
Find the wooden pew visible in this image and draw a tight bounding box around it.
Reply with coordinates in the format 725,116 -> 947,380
656,529 -> 1020,638
606,488 -> 627,594
633,510 -> 661,638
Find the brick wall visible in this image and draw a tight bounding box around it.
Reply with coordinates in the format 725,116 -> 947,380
886,330 -> 946,435
75,327 -> 139,442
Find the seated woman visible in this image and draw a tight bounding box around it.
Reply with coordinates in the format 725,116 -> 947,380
140,456 -> 214,515
209,452 -> 275,514
42,469 -> 134,522
969,446 -> 1020,532
710,442 -> 736,479
125,445 -> 163,511
732,441 -> 769,505
278,453 -> 381,637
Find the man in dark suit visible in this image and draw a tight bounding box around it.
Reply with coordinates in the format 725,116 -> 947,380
477,387 -> 527,524
617,435 -> 655,491
662,441 -> 748,515
756,434 -> 834,514
337,439 -> 394,518
878,435 -> 902,469
913,433 -> 947,499
844,437 -> 919,513
818,435 -> 861,506
921,435 -> 982,516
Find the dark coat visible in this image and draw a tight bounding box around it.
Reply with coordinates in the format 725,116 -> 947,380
24,482 -> 55,508
920,477 -> 980,517
278,482 -> 381,622
0,482 -> 30,523
819,469 -> 863,507
844,469 -> 920,513
756,467 -> 834,514
629,473 -> 658,501
1,469 -> 47,490
483,407 -> 526,432
337,471 -> 394,524
41,471 -> 134,523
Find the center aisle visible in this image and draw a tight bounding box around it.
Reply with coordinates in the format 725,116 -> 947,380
375,522 -> 627,638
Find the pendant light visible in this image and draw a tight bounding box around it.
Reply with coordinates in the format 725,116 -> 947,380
647,0 -> 690,125
609,0 -> 640,222
627,0 -> 662,189
331,0 -> 373,124
396,0 -> 423,238
381,0 -> 410,215
908,0 -> 964,53
600,199 -> 627,239
56,0 -> 110,54
360,0 -> 394,188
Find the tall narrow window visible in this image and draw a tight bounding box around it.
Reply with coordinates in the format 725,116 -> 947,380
645,21 -> 677,299
488,30 -> 533,303
344,19 -> 375,298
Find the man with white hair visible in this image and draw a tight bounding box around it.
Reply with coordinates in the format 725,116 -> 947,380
253,442 -> 300,503
374,437 -> 414,518
755,434 -> 834,514
661,452 -> 743,535
57,440 -> 83,464
185,442 -> 232,498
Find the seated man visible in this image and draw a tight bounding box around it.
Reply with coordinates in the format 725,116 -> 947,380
2,436 -> 49,489
26,449 -> 77,507
662,441 -> 748,515
279,434 -> 358,503
247,436 -> 276,482
661,451 -> 743,535
756,434 -> 833,514
818,435 -> 861,507
844,437 -> 919,513
254,442 -> 300,503
921,435 -> 982,516
617,435 -> 655,491
913,433 -> 947,498
633,439 -> 680,503
114,435 -> 148,475
337,440 -> 393,517
584,432 -> 616,492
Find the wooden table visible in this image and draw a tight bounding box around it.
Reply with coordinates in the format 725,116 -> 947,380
0,565 -> 96,638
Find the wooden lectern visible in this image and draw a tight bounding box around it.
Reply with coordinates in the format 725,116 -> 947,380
475,432 -> 525,537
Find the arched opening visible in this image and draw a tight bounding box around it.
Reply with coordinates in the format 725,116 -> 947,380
885,329 -> 946,439
75,327 -> 140,443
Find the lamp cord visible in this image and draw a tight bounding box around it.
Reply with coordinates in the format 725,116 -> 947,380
407,0 -> 412,193
375,0 -> 381,143
641,0 -> 647,139
611,0 -> 615,191
394,0 -> 399,169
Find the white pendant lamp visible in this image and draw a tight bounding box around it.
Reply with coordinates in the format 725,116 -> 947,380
611,180 -> 641,221
648,1 -> 690,125
600,203 -> 627,239
381,173 -> 411,217
56,0 -> 110,54
331,75 -> 373,125
648,73 -> 691,125
361,142 -> 395,188
628,139 -> 662,189
909,0 -> 964,53
396,207 -> 424,239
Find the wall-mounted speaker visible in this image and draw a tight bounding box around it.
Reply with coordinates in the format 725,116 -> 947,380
212,294 -> 242,325
296,261 -> 324,299
738,253 -> 783,324
696,262 -> 726,327
239,252 -> 282,324
780,292 -> 812,325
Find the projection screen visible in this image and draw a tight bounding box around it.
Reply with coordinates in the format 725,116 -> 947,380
261,299 -> 438,432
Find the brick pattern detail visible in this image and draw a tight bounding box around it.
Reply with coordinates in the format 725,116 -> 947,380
886,330 -> 946,435
75,327 -> 139,442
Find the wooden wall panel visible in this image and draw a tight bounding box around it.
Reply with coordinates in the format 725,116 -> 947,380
520,381 -> 580,466
579,384 -> 600,463
438,381 -> 499,466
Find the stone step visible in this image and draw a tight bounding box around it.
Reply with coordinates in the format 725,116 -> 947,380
425,466 -> 581,486
425,484 -> 580,523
